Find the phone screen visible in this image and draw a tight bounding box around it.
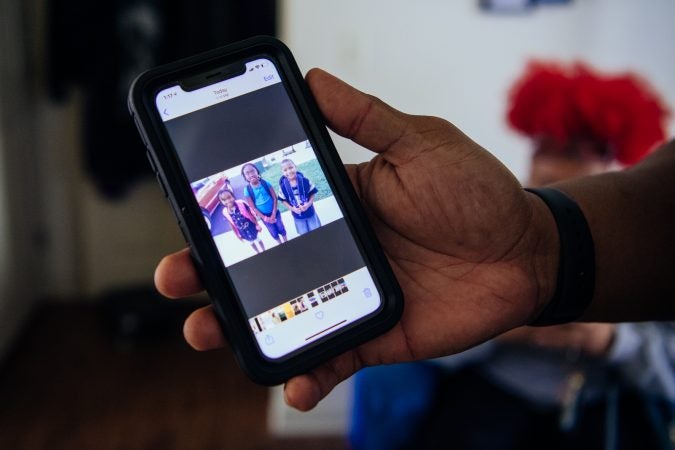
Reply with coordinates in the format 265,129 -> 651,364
154,58 -> 382,359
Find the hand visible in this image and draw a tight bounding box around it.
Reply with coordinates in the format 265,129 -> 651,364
255,225 -> 262,232
154,69 -> 559,411
292,206 -> 303,214
498,323 -> 615,358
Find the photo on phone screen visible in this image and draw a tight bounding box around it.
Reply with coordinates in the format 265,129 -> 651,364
189,141 -> 343,267
154,58 -> 383,359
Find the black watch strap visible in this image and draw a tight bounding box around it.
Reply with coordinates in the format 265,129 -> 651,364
525,188 -> 595,326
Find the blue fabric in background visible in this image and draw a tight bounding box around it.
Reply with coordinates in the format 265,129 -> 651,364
349,363 -> 439,450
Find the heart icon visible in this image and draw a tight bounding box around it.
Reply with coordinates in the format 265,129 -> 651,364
315,311 -> 325,320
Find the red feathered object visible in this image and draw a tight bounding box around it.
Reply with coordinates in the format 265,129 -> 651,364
507,61 -> 670,165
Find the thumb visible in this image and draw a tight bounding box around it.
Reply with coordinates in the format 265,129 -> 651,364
306,68 -> 409,154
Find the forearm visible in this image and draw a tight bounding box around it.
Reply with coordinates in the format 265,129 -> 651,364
551,140 -> 675,322
245,198 -> 259,217
269,186 -> 279,215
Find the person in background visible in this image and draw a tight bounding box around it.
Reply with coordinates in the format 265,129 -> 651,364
403,61 -> 674,450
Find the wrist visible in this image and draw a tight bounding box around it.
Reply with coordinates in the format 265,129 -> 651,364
525,188 -> 596,326
525,191 -> 560,322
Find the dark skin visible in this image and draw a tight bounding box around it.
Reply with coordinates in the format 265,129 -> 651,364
155,69 -> 675,411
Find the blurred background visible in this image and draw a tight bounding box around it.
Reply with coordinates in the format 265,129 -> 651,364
0,0 -> 674,449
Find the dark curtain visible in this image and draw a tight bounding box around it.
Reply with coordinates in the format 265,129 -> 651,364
47,0 -> 277,199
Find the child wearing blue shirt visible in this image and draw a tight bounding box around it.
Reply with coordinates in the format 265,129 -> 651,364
242,163 -> 287,244
278,159 -> 321,235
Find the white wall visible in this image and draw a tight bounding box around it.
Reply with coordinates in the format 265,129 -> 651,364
581,1 -> 675,118
281,0 -> 675,180
35,98 -> 185,298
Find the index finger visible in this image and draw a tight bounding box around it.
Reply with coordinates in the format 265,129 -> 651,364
154,248 -> 203,298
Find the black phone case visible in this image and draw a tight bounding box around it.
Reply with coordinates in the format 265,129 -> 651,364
128,36 -> 403,385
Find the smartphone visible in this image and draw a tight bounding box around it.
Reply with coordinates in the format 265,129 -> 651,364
128,36 -> 403,385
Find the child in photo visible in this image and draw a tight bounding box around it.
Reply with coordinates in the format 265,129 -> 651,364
241,163 -> 288,244
218,189 -> 265,254
278,159 -> 321,235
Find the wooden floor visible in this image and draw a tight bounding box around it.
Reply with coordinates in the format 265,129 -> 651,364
0,303 -> 348,450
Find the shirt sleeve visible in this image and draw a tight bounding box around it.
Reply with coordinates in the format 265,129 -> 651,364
278,184 -> 287,201
607,322 -> 675,402
307,178 -> 318,196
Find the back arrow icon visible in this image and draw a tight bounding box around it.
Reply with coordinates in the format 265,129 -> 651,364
163,109 -> 169,115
